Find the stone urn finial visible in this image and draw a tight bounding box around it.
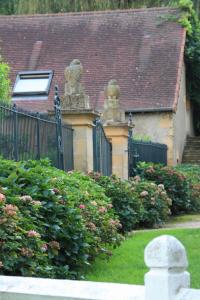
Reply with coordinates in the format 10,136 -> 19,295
105,79 -> 120,100
101,79 -> 125,123
61,59 -> 90,110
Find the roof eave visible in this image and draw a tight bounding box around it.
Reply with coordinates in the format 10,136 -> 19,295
125,107 -> 173,113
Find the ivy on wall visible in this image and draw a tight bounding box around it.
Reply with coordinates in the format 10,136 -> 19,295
178,0 -> 200,106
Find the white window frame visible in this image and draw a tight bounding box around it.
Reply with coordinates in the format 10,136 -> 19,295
13,70 -> 53,96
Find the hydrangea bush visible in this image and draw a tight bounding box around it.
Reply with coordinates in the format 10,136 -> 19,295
137,162 -> 191,215
89,173 -> 171,231
0,159 -> 121,279
130,178 -> 171,227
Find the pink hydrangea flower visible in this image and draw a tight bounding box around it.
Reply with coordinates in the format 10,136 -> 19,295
87,222 -> 96,231
99,206 -> 107,213
90,201 -> 97,206
19,195 -> 33,202
133,175 -> 141,182
107,203 -> 113,209
79,204 -> 85,209
27,230 -> 41,238
0,193 -> 5,203
49,241 -> 60,250
150,197 -> 156,205
21,247 -> 33,257
41,244 -> 48,252
3,204 -> 18,217
140,191 -> 149,197
109,219 -> 116,226
158,184 -> 165,190
31,200 -> 42,206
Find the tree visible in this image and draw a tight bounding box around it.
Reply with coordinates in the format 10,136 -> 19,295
0,56 -> 11,104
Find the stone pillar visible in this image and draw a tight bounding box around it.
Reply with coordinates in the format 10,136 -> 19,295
62,109 -> 99,173
145,235 -> 190,300
101,80 -> 133,180
58,59 -> 100,173
104,123 -> 129,180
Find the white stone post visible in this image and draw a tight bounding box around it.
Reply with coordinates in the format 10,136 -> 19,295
144,235 -> 190,300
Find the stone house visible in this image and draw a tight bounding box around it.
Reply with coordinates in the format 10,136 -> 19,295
0,7 -> 194,165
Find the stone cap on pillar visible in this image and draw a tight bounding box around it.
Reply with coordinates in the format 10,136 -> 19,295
103,121 -> 133,138
61,109 -> 100,127
145,235 -> 188,270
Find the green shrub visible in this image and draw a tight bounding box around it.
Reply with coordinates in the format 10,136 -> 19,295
138,162 -> 191,215
175,164 -> 200,184
0,60 -> 10,104
175,164 -> 200,212
0,158 -> 121,279
89,173 -> 171,231
89,173 -> 141,232
130,178 -> 171,228
132,134 -> 151,141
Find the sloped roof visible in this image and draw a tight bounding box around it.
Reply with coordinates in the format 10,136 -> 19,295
0,8 -> 185,112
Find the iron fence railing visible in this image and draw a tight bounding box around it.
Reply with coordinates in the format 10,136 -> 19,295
0,94 -> 74,171
93,119 -> 112,176
128,137 -> 167,177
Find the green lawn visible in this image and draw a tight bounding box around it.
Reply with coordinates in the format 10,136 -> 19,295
86,228 -> 200,288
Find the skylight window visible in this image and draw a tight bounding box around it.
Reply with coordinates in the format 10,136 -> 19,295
13,71 -> 53,96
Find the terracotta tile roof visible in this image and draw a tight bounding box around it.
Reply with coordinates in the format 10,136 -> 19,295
0,8 -> 185,113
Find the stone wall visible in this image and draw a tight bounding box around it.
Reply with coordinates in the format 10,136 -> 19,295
0,235 -> 200,300
172,63 -> 194,164
129,111 -> 174,165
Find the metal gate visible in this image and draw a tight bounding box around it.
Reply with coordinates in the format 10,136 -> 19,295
0,87 -> 74,171
93,119 -> 112,176
128,132 -> 167,177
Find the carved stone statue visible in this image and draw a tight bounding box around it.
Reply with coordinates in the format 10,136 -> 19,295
101,79 -> 125,123
61,59 -> 90,110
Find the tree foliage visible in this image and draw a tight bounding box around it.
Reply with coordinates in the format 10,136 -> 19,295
0,56 -> 10,104
179,0 -> 200,106
0,0 -> 199,15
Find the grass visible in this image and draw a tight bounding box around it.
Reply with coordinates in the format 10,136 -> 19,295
166,214 -> 200,224
86,228 -> 200,288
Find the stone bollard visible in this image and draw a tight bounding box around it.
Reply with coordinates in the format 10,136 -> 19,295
144,235 -> 190,300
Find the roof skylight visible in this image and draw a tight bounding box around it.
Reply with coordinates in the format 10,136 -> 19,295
13,70 -> 53,96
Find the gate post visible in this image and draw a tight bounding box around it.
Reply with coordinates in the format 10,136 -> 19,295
104,123 -> 130,179
101,80 -> 133,180
61,109 -> 99,173
145,235 -> 190,300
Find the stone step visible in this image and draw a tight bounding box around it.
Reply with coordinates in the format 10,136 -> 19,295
182,136 -> 200,164
186,141 -> 200,144
182,161 -> 200,165
184,149 -> 200,151
182,156 -> 200,159
184,146 -> 200,148
185,143 -> 200,147
183,152 -> 200,155
185,142 -> 200,144
183,153 -> 200,159
187,136 -> 200,139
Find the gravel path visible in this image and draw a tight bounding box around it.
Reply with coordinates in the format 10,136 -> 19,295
164,221 -> 200,229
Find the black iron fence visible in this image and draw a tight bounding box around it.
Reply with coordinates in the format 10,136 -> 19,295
0,95 -> 74,171
128,137 -> 167,177
93,119 -> 112,176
